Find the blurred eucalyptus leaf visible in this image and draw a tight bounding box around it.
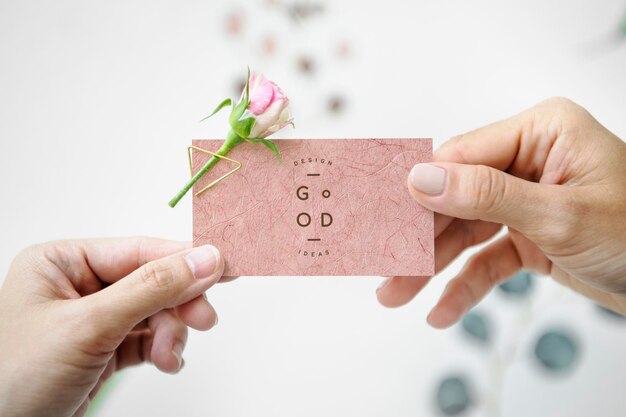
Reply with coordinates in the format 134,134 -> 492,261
498,271 -> 534,297
461,311 -> 490,344
534,329 -> 579,373
436,376 -> 472,415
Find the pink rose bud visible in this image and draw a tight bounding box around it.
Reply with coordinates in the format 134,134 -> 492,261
245,72 -> 293,138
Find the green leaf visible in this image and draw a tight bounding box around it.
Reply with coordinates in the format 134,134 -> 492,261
229,98 -> 246,123
232,116 -> 255,138
261,139 -> 281,160
244,137 -> 280,160
200,98 -> 232,122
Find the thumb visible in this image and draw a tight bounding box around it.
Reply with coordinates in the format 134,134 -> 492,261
84,245 -> 224,340
407,162 -> 561,235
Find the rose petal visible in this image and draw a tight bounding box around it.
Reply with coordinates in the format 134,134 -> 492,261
272,83 -> 286,103
277,107 -> 291,124
259,112 -> 293,137
247,73 -> 274,115
250,99 -> 288,138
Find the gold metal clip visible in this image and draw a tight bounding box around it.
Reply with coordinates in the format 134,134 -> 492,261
187,145 -> 242,196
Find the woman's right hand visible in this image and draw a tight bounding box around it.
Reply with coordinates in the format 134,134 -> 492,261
0,237 -> 224,417
377,98 -> 626,327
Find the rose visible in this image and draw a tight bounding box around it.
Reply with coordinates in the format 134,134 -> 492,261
169,69 -> 294,208
237,72 -> 292,139
226,70 -> 294,157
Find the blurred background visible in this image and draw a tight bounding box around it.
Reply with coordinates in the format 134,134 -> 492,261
1,1 -> 626,416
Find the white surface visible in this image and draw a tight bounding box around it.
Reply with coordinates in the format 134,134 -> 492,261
1,1 -> 626,416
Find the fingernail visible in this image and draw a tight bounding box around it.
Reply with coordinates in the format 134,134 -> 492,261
184,245 -> 220,279
172,342 -> 184,370
409,164 -> 447,195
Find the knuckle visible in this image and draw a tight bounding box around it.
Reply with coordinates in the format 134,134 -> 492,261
134,236 -> 162,265
11,242 -> 52,275
480,258 -> 499,288
139,261 -> 176,293
15,243 -> 44,262
468,166 -> 504,215
539,96 -> 577,109
453,279 -> 478,306
461,252 -> 498,294
465,252 -> 484,276
536,97 -> 590,128
436,135 -> 467,163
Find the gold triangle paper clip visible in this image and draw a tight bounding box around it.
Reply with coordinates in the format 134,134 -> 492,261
187,145 -> 242,196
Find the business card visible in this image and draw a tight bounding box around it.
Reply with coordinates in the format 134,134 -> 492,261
192,138 -> 434,276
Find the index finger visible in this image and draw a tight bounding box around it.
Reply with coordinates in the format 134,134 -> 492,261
435,98 -> 565,181
79,237 -> 191,283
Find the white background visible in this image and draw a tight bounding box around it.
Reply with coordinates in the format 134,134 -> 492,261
1,1 -> 626,416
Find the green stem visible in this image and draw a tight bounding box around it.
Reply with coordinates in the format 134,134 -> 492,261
168,130 -> 244,207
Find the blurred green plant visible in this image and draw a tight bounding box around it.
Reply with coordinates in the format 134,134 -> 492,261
460,311 -> 490,344
439,269 -> 589,414
534,330 -> 579,373
498,271 -> 534,297
85,374 -> 123,417
436,376 -> 472,415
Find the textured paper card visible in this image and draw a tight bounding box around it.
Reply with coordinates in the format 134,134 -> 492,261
192,138 -> 434,276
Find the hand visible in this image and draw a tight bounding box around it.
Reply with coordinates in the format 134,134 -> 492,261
0,237 -> 224,417
377,97 -> 626,328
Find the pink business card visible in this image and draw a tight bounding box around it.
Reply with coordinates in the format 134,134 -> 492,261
192,138 -> 434,276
